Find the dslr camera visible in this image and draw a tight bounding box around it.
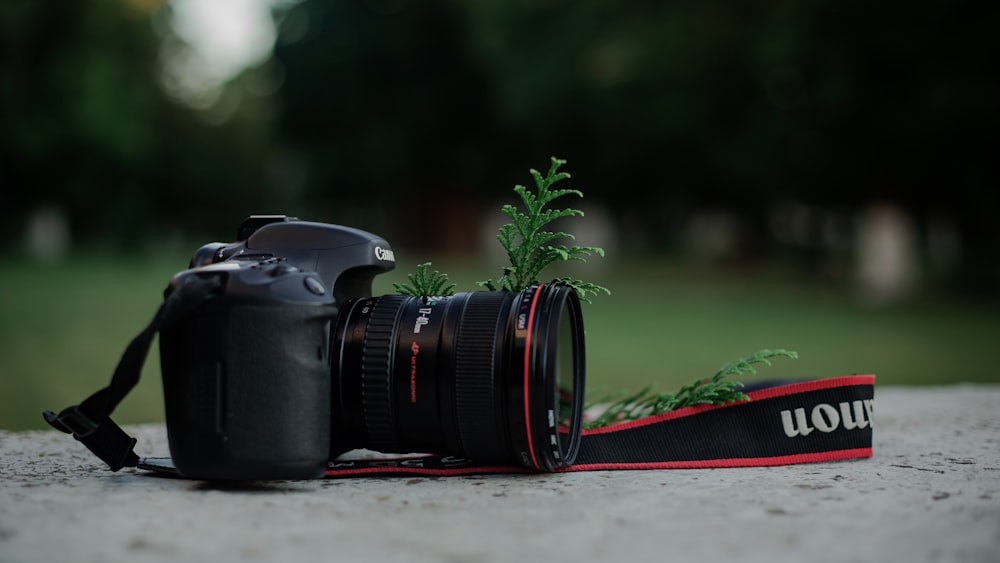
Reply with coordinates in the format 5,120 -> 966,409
159,215 -> 586,480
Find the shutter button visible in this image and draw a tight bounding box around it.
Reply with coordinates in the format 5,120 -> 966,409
304,276 -> 326,295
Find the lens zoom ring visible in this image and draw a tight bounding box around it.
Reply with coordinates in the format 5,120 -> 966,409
453,292 -> 507,462
361,296 -> 406,452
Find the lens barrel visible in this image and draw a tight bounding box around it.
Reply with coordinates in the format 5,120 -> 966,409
331,285 -> 586,471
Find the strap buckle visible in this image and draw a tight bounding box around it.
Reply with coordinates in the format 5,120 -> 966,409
44,407 -> 139,471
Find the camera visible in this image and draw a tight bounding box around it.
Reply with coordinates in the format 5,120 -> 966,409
159,215 -> 587,480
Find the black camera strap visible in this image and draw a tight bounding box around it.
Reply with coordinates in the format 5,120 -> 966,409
43,274 -> 224,471
315,375 -> 874,477
45,274 -> 874,478
135,376 -> 873,478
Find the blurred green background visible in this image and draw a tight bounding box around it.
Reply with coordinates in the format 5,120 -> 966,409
1,0 -> 998,430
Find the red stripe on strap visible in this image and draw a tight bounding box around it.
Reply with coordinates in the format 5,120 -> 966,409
560,447 -> 873,472
746,375 -> 875,401
325,465 -> 535,478
324,448 -> 873,477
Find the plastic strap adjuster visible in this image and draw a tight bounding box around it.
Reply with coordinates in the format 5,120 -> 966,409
44,407 -> 139,472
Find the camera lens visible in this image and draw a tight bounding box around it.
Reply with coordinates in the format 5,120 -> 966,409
331,285 -> 586,471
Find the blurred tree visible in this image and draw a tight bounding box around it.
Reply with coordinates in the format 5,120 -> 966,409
272,0 -> 501,251
454,0 -> 999,289
3,0 -> 995,292
1,0 -> 163,246
0,0 -> 282,252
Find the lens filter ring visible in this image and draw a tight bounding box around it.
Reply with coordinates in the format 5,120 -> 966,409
510,284 -> 586,471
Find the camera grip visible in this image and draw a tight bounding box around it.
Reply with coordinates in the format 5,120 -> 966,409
160,299 -> 334,480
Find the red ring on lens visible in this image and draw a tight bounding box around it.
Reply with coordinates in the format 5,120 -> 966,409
521,283 -> 544,470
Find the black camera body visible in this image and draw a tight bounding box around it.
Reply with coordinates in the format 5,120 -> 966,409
158,215 -> 586,481
159,216 -> 395,480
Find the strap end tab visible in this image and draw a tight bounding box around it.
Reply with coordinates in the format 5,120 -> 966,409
43,407 -> 139,471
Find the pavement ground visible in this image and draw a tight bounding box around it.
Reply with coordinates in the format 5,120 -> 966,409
1,384 -> 998,563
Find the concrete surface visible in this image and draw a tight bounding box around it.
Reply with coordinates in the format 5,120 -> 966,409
1,385 -> 998,563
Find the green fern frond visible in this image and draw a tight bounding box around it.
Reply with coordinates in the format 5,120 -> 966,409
477,157 -> 610,299
581,349 -> 798,428
716,348 -> 798,379
551,278 -> 612,303
394,262 -> 456,302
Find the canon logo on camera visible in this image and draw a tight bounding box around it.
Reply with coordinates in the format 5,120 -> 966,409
375,246 -> 395,262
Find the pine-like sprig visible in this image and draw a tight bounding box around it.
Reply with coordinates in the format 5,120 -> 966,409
582,349 -> 798,428
393,262 -> 456,302
477,157 -> 610,302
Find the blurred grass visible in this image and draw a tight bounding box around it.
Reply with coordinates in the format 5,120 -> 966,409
2,252 -> 998,430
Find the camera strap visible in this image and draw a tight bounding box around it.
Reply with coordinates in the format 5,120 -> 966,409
139,375 -> 875,478
44,274 -> 874,478
316,375 -> 874,477
138,376 -> 874,478
43,274 -> 224,472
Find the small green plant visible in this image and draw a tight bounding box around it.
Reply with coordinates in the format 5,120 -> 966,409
477,157 -> 610,302
393,262 -> 455,303
582,349 -> 798,428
